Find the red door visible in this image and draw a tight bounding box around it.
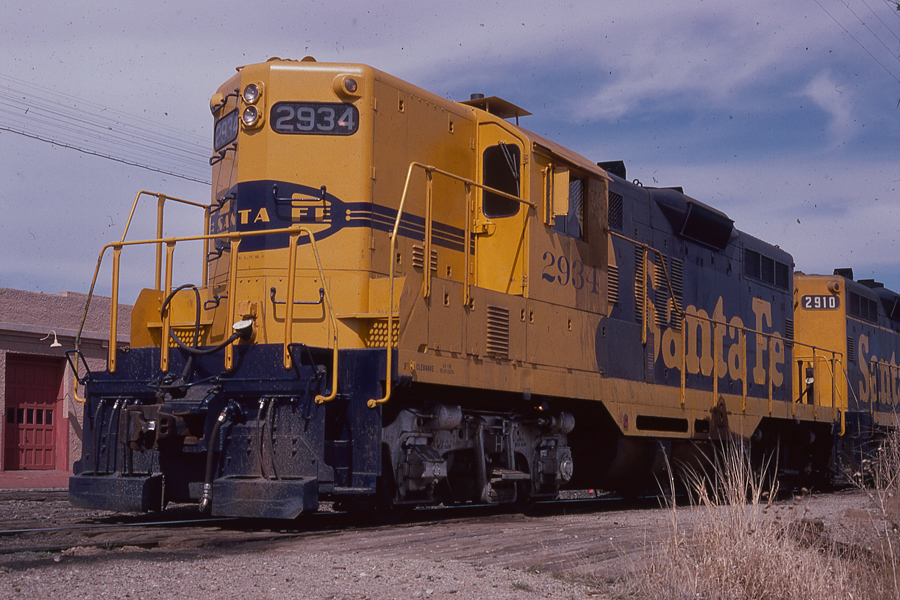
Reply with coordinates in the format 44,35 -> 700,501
4,357 -> 61,470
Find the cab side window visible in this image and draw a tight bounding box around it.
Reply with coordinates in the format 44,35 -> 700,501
483,143 -> 521,218
553,175 -> 585,240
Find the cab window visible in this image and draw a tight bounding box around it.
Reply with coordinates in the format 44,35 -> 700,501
553,176 -> 584,240
483,143 -> 521,218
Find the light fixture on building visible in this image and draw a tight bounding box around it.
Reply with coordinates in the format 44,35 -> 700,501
40,331 -> 62,348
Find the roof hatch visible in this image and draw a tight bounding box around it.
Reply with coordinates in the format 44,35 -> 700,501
460,95 -> 532,122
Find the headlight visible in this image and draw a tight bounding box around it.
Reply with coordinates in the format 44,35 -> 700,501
242,83 -> 260,104
333,74 -> 363,98
242,106 -> 259,127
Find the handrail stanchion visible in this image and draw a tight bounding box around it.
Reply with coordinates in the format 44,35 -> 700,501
423,169 -> 434,299
367,162 -> 537,408
464,183 -> 472,306
768,332 -> 775,416
831,355 -> 838,422
116,191 -> 207,291
160,241 -> 176,373
681,313 -> 687,407
301,227 -> 339,404
267,226 -> 339,402
640,248 -> 648,346
741,330 -> 748,412
713,321 -> 720,408
836,358 -> 846,436
366,165 -> 415,409
224,236 -> 242,372
156,195 -> 166,291
202,206 -> 210,288
109,245 -> 122,373
813,352 -> 819,420
283,229 -> 301,370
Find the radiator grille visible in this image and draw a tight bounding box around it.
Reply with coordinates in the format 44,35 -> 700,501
412,244 -> 438,271
485,305 -> 510,358
608,264 -> 619,304
608,191 -> 624,231
743,248 -> 790,291
849,291 -> 878,323
654,255 -> 684,329
365,319 -> 399,348
635,246 -> 645,324
168,325 -> 209,348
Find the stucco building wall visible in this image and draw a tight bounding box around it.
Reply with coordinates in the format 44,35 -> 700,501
0,288 -> 130,472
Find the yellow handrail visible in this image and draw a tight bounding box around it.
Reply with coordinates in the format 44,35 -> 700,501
282,226 -> 339,404
367,162 -> 535,408
117,191 -> 210,290
75,190 -> 209,358
90,226 -> 339,403
612,229 -> 844,419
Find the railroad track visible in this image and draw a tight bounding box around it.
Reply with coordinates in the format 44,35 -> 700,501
1,487 -> 864,586
0,492 -> 655,558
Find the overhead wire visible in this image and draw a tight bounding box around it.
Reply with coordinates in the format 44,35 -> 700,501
813,0 -> 900,85
882,0 -> 900,21
0,73 -> 212,184
839,0 -> 900,64
0,126 -> 211,184
0,74 -> 210,164
858,0 -> 900,44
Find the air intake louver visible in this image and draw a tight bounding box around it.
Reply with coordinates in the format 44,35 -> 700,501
412,244 -> 438,271
486,305 -> 510,358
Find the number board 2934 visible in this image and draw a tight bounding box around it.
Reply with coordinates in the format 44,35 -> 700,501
271,102 -> 359,135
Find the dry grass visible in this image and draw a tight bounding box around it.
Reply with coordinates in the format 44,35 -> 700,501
617,443 -> 856,600
844,427 -> 900,600
592,430 -> 900,600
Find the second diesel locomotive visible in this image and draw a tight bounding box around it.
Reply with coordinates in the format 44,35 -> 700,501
68,58 -> 886,518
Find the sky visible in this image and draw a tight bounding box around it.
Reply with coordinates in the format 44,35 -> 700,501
2,0 -> 899,303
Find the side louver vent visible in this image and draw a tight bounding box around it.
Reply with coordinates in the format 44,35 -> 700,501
635,246 -> 645,324
654,255 -> 684,329
608,264 -> 619,304
743,248 -> 790,291
486,305 -> 510,358
784,319 -> 794,348
412,244 -> 438,271
849,291 -> 878,323
608,191 -> 624,231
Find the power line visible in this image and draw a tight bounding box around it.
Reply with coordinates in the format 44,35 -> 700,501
0,74 -> 212,184
813,0 -> 900,85
0,125 -> 211,185
883,0 -> 900,19
839,0 -> 900,64
858,0 -> 900,45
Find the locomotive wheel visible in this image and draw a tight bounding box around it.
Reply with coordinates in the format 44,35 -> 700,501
511,485 -> 537,514
349,454 -> 411,525
370,480 -> 411,524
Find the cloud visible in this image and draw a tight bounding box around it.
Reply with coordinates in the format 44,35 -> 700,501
800,71 -> 857,146
1,0 -> 899,298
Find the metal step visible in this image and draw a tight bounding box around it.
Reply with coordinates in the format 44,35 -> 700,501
490,469 -> 530,483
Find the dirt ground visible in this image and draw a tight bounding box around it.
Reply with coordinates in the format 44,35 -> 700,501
0,488 -> 878,599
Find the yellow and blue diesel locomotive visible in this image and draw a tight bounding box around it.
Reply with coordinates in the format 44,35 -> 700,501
68,58 -> 878,518
793,270 -> 900,469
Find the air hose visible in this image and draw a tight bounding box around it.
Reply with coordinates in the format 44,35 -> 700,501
199,404 -> 237,513
160,284 -> 252,357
